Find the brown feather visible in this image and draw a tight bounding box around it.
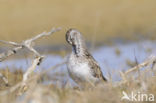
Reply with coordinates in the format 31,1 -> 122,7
84,51 -> 107,82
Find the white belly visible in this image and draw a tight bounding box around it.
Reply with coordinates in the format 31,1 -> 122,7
69,63 -> 91,79
67,54 -> 98,84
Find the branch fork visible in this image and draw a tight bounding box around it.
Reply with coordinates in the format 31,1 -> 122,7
0,27 -> 61,94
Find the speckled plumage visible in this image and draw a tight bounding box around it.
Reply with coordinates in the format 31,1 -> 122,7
66,29 -> 107,86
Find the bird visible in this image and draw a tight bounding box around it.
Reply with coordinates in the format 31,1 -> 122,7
66,28 -> 107,87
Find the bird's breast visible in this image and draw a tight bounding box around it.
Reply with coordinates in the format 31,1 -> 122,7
67,54 -> 92,81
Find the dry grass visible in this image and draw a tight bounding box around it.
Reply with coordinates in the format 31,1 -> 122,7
0,62 -> 156,103
0,0 -> 156,45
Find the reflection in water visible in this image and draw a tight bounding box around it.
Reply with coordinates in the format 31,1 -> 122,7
0,40 -> 156,82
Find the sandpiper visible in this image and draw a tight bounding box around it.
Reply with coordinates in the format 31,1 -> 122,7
66,29 -> 107,86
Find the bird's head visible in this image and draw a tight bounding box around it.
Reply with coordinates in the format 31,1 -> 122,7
66,28 -> 82,46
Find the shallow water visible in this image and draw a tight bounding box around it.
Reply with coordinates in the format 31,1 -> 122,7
0,40 -> 156,82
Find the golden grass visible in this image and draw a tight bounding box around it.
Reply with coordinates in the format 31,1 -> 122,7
0,0 -> 156,45
0,66 -> 156,103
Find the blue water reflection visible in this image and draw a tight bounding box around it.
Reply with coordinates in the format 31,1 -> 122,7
0,40 -> 156,82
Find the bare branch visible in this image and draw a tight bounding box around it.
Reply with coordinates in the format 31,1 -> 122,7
0,46 -> 23,62
0,60 -> 66,96
23,56 -> 43,82
26,27 -> 61,42
0,40 -> 20,46
0,27 -> 61,61
27,46 -> 41,57
0,27 -> 62,96
0,27 -> 62,95
125,56 -> 156,74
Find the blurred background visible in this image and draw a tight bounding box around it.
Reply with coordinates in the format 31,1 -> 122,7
0,0 -> 156,82
0,0 -> 156,46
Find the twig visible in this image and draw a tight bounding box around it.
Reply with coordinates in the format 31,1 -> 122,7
119,71 -> 127,83
125,56 -> 156,74
0,73 -> 8,85
17,56 -> 43,95
0,40 -> 20,46
26,27 -> 61,42
0,46 -> 23,62
0,60 -> 66,96
23,56 -> 43,82
119,55 -> 156,85
0,27 -> 61,95
0,27 -> 61,61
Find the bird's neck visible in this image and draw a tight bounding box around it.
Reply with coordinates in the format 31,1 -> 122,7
72,38 -> 87,57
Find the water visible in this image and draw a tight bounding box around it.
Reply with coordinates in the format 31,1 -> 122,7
0,40 -> 156,82
93,40 -> 156,81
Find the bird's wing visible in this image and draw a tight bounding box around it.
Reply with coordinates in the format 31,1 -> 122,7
85,51 -> 107,81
